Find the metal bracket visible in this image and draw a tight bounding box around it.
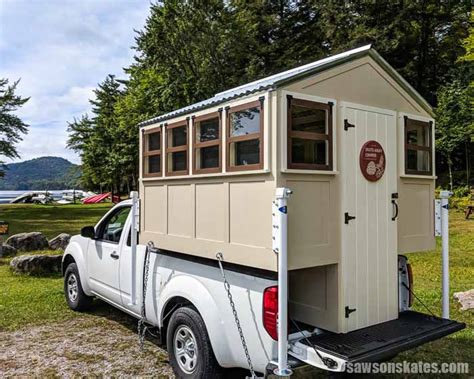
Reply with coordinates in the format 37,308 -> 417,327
345,306 -> 356,318
344,212 -> 356,224
344,119 -> 355,131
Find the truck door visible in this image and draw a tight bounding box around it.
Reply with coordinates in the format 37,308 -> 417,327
340,103 -> 398,332
88,205 -> 131,305
118,222 -> 147,316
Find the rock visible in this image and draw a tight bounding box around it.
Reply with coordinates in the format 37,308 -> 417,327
5,232 -> 49,252
10,254 -> 62,275
49,233 -> 71,250
454,289 -> 474,311
0,244 -> 17,258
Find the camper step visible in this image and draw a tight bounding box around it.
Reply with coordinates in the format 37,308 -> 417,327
298,311 -> 465,364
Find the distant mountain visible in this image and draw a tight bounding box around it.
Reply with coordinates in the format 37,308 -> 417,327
0,156 -> 82,190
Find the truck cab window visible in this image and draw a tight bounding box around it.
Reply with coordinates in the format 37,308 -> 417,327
227,100 -> 263,171
98,206 -> 131,243
404,117 -> 432,175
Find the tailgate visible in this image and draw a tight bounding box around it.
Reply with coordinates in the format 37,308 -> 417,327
288,311 -> 465,372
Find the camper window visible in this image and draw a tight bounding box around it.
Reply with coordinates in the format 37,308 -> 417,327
166,121 -> 189,176
404,117 -> 432,175
193,113 -> 221,174
287,97 -> 333,170
143,128 -> 162,177
227,100 -> 263,171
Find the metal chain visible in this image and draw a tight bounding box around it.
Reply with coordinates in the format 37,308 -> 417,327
138,241 -> 153,351
216,253 -> 259,379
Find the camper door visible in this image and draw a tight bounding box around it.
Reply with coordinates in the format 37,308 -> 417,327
340,103 -> 398,332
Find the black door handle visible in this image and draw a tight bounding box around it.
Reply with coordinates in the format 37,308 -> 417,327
110,252 -> 119,259
391,200 -> 399,221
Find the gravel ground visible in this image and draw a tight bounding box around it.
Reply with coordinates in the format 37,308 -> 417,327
0,310 -> 173,378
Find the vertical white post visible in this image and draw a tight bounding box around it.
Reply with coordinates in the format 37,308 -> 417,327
130,191 -> 139,305
273,188 -> 293,377
440,190 -> 451,319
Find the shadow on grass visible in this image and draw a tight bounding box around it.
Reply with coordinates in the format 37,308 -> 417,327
85,300 -> 250,378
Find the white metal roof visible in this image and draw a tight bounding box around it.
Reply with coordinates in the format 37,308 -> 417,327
139,45 -> 433,127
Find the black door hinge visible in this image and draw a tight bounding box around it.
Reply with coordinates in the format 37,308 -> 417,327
344,212 -> 356,224
345,306 -> 357,318
344,119 -> 355,131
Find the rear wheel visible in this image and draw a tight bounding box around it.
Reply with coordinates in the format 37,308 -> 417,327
64,263 -> 93,311
167,307 -> 223,378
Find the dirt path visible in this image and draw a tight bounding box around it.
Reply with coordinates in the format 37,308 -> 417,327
0,313 -> 173,378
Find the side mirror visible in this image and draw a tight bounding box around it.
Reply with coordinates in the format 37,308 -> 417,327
81,226 -> 96,239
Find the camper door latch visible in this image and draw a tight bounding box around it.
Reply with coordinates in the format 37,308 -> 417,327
345,306 -> 357,318
344,212 -> 356,224
344,119 -> 355,131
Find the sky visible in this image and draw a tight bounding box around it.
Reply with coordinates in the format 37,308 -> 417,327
0,0 -> 151,164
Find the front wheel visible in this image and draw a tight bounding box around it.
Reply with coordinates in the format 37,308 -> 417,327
167,307 -> 223,378
64,263 -> 93,311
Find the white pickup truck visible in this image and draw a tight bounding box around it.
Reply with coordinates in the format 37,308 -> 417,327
63,199 -> 465,378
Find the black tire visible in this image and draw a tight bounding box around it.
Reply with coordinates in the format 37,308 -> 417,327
167,307 -> 223,378
64,263 -> 93,311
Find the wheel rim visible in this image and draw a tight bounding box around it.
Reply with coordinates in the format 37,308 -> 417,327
67,273 -> 78,302
173,325 -> 198,374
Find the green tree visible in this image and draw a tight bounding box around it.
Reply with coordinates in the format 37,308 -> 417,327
435,80 -> 473,189
114,68 -> 166,191
0,78 -> 29,176
67,115 -> 101,190
313,0 -> 471,104
90,75 -> 123,195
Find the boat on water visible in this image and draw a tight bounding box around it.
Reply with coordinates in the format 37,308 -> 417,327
10,191 -> 54,204
59,190 -> 96,204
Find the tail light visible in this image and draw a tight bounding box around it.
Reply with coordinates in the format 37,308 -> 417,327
407,263 -> 414,307
263,286 -> 278,340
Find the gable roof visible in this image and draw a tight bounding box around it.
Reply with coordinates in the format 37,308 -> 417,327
139,45 -> 433,127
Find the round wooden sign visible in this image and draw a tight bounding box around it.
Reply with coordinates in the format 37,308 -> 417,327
359,140 -> 385,182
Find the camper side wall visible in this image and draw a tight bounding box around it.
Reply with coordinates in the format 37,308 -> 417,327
139,92 -> 280,272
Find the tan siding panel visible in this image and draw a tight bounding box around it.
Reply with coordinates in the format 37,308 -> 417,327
398,180 -> 435,252
195,183 -> 226,242
229,181 -> 272,248
289,264 -> 339,332
286,179 -> 338,269
143,184 -> 166,234
168,184 -> 193,237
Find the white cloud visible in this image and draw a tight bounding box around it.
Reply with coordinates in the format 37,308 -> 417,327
0,0 -> 151,164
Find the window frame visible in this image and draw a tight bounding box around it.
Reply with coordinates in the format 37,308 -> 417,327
165,120 -> 189,176
404,116 -> 433,176
96,205 -> 131,245
142,126 -> 162,178
287,96 -> 333,171
192,111 -> 222,174
226,99 -> 264,172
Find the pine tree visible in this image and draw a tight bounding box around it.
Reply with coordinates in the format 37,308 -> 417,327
0,78 -> 29,176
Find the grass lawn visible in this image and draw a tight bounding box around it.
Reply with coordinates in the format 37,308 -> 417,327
0,203 -> 472,372
0,203 -> 113,330
0,203 -> 113,239
393,211 -> 473,367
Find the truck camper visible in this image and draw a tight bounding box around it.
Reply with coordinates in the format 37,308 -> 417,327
63,45 -> 464,378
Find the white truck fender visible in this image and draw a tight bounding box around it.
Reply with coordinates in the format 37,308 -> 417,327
157,274 -> 234,367
62,238 -> 92,296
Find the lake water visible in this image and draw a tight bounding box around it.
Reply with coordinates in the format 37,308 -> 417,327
0,190 -> 65,204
